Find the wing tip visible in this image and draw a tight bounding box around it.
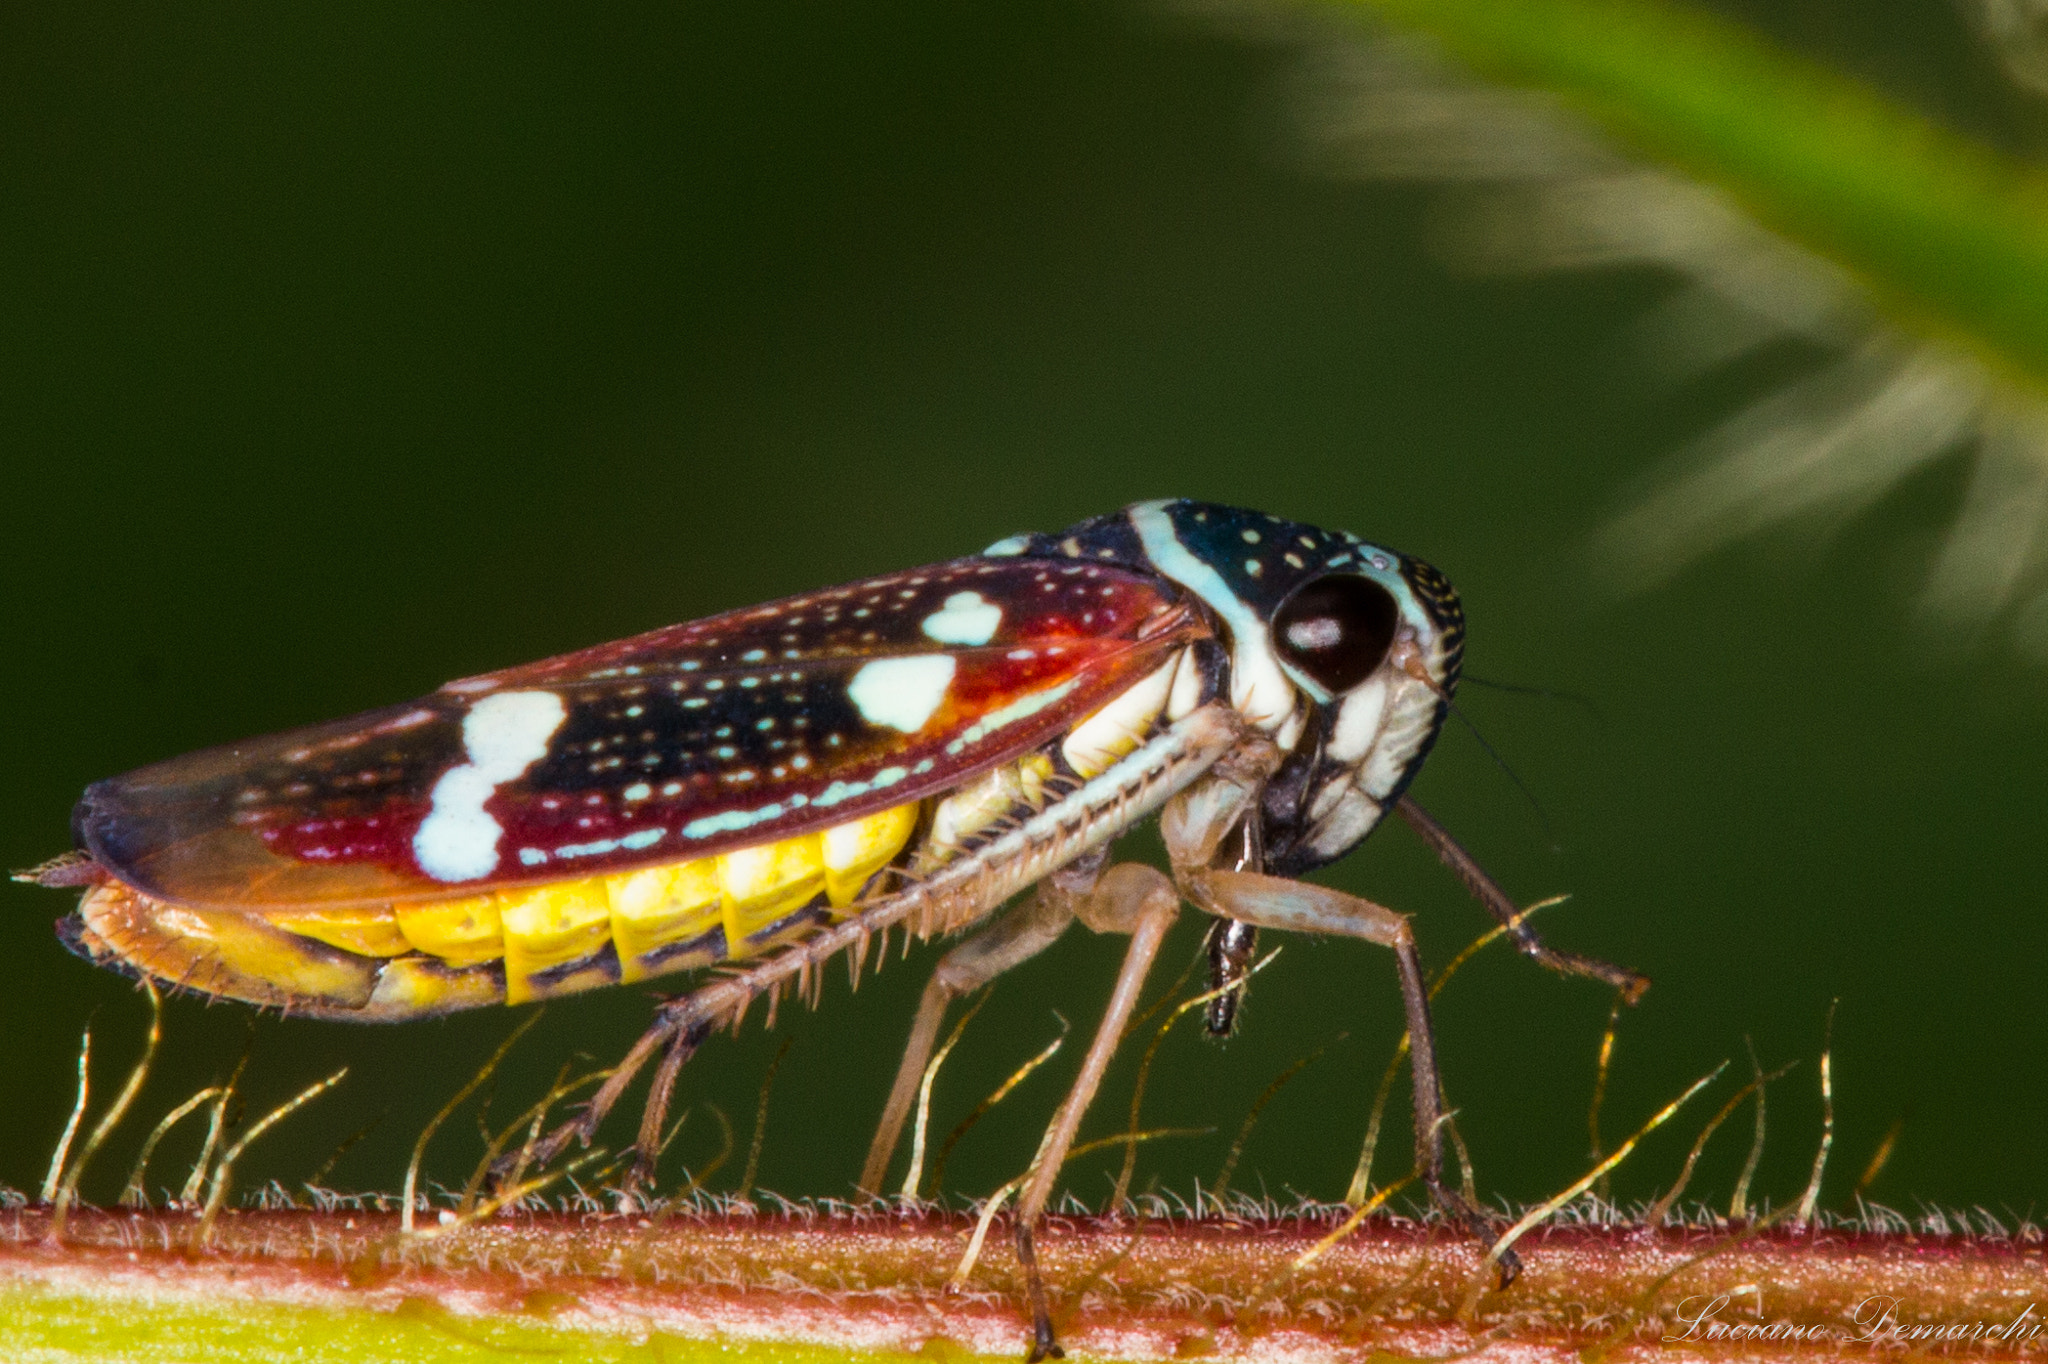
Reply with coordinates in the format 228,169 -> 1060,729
13,850 -> 106,889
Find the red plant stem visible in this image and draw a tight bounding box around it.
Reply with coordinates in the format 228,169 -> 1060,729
5,1204 -> 2046,1359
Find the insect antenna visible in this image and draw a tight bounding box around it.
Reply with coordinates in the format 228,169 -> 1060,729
1458,672 -> 1606,724
1443,696 -> 1561,851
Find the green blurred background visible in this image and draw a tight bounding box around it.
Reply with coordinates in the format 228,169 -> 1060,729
4,0 -> 2043,1220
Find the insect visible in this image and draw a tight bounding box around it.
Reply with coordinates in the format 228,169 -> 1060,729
30,499 -> 1645,1359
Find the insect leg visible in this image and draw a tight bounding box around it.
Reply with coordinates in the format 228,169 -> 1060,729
1202,917 -> 1259,1037
1178,866 -> 1509,1271
511,1013 -> 690,1176
1181,869 -> 1444,1177
1201,812 -> 1265,1038
1015,860 -> 1181,1362
505,707 -> 1246,1191
626,1027 -> 699,1199
500,1010 -> 712,1186
858,883 -> 1077,1197
1395,796 -> 1650,1002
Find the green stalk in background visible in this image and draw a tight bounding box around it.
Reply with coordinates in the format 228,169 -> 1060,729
1347,0 -> 2048,385
1278,0 -> 2048,651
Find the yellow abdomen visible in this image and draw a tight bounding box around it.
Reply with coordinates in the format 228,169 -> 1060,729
70,802 -> 920,1019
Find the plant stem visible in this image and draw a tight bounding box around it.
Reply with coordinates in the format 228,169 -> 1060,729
5,1204 -> 2043,1360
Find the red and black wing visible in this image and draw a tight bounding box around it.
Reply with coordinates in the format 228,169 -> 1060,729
75,555 -> 1207,911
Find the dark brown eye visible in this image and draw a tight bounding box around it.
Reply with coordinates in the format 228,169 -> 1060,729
1272,575 -> 1398,694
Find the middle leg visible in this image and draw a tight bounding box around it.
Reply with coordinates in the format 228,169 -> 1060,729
1013,860 -> 1182,1362
858,867 -> 1085,1196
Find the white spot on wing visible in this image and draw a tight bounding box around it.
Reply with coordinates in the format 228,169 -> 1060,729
682,793 -> 806,838
414,690 -> 567,882
983,534 -> 1030,556
846,655 -> 956,732
920,591 -> 1003,645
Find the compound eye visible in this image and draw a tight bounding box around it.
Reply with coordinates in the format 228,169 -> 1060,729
1272,575 -> 1398,694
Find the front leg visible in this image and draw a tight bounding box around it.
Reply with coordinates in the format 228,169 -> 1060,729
1180,868 -> 1519,1284
1160,742 -> 1510,1272
1180,868 -> 1451,1196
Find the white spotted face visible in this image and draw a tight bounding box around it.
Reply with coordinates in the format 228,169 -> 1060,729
846,655 -> 956,732
919,591 -> 1003,646
414,690 -> 568,882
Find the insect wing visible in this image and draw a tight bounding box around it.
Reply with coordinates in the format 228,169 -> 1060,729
76,556 -> 1205,911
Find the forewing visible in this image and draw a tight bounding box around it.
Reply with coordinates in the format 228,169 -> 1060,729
76,556 -> 1205,910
